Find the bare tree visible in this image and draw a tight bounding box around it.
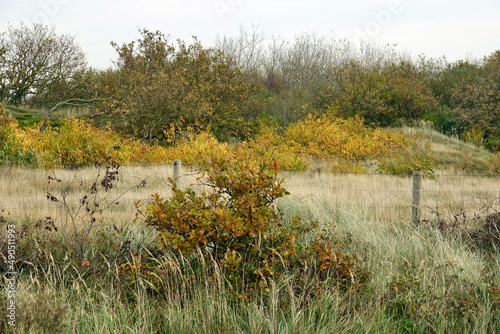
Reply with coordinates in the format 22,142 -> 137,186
0,23 -> 87,105
268,32 -> 346,93
214,25 -> 267,78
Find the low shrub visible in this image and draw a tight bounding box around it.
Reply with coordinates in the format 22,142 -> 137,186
376,140 -> 437,176
422,105 -> 459,136
469,212 -> 500,253
136,154 -> 366,296
381,262 -> 500,331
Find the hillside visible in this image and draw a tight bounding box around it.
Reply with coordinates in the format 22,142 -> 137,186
399,125 -> 499,174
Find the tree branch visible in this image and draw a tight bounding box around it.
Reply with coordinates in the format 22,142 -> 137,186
39,97 -> 108,132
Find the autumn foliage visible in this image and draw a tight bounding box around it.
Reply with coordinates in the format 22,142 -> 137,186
0,105 -> 169,167
98,29 -> 263,143
282,113 -> 437,174
137,155 -> 365,294
0,102 -> 438,174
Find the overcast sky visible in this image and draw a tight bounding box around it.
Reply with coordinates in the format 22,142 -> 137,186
1,0 -> 499,69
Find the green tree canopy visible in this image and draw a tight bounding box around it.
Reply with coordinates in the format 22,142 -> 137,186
317,58 -> 437,126
101,29 -> 264,142
451,51 -> 500,150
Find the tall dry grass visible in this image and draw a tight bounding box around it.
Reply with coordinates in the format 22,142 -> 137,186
1,164 -> 499,333
282,170 -> 500,225
0,164 -> 202,228
1,165 -> 498,227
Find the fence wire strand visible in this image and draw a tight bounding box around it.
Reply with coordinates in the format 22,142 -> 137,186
1,162 -> 499,224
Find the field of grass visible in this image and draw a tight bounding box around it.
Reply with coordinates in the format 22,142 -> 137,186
398,125 -> 499,175
1,162 -> 498,229
1,160 -> 499,333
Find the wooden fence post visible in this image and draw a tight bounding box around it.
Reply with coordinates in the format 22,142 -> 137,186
412,171 -> 422,225
173,160 -> 182,189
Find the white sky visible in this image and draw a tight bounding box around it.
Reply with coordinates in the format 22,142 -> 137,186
1,0 -> 499,69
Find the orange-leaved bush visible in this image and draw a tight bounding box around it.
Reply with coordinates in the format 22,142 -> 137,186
137,154 -> 365,295
137,155 -> 292,257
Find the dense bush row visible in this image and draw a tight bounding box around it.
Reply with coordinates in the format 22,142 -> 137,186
0,103 -> 438,174
219,29 -> 500,151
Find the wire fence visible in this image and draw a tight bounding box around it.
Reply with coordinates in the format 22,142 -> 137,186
0,161 -> 499,225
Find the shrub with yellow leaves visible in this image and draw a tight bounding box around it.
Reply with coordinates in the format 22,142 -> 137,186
136,154 -> 366,296
0,115 -> 171,167
282,113 -> 437,174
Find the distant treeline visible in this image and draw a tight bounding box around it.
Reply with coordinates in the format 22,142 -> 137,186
1,24 -> 499,150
